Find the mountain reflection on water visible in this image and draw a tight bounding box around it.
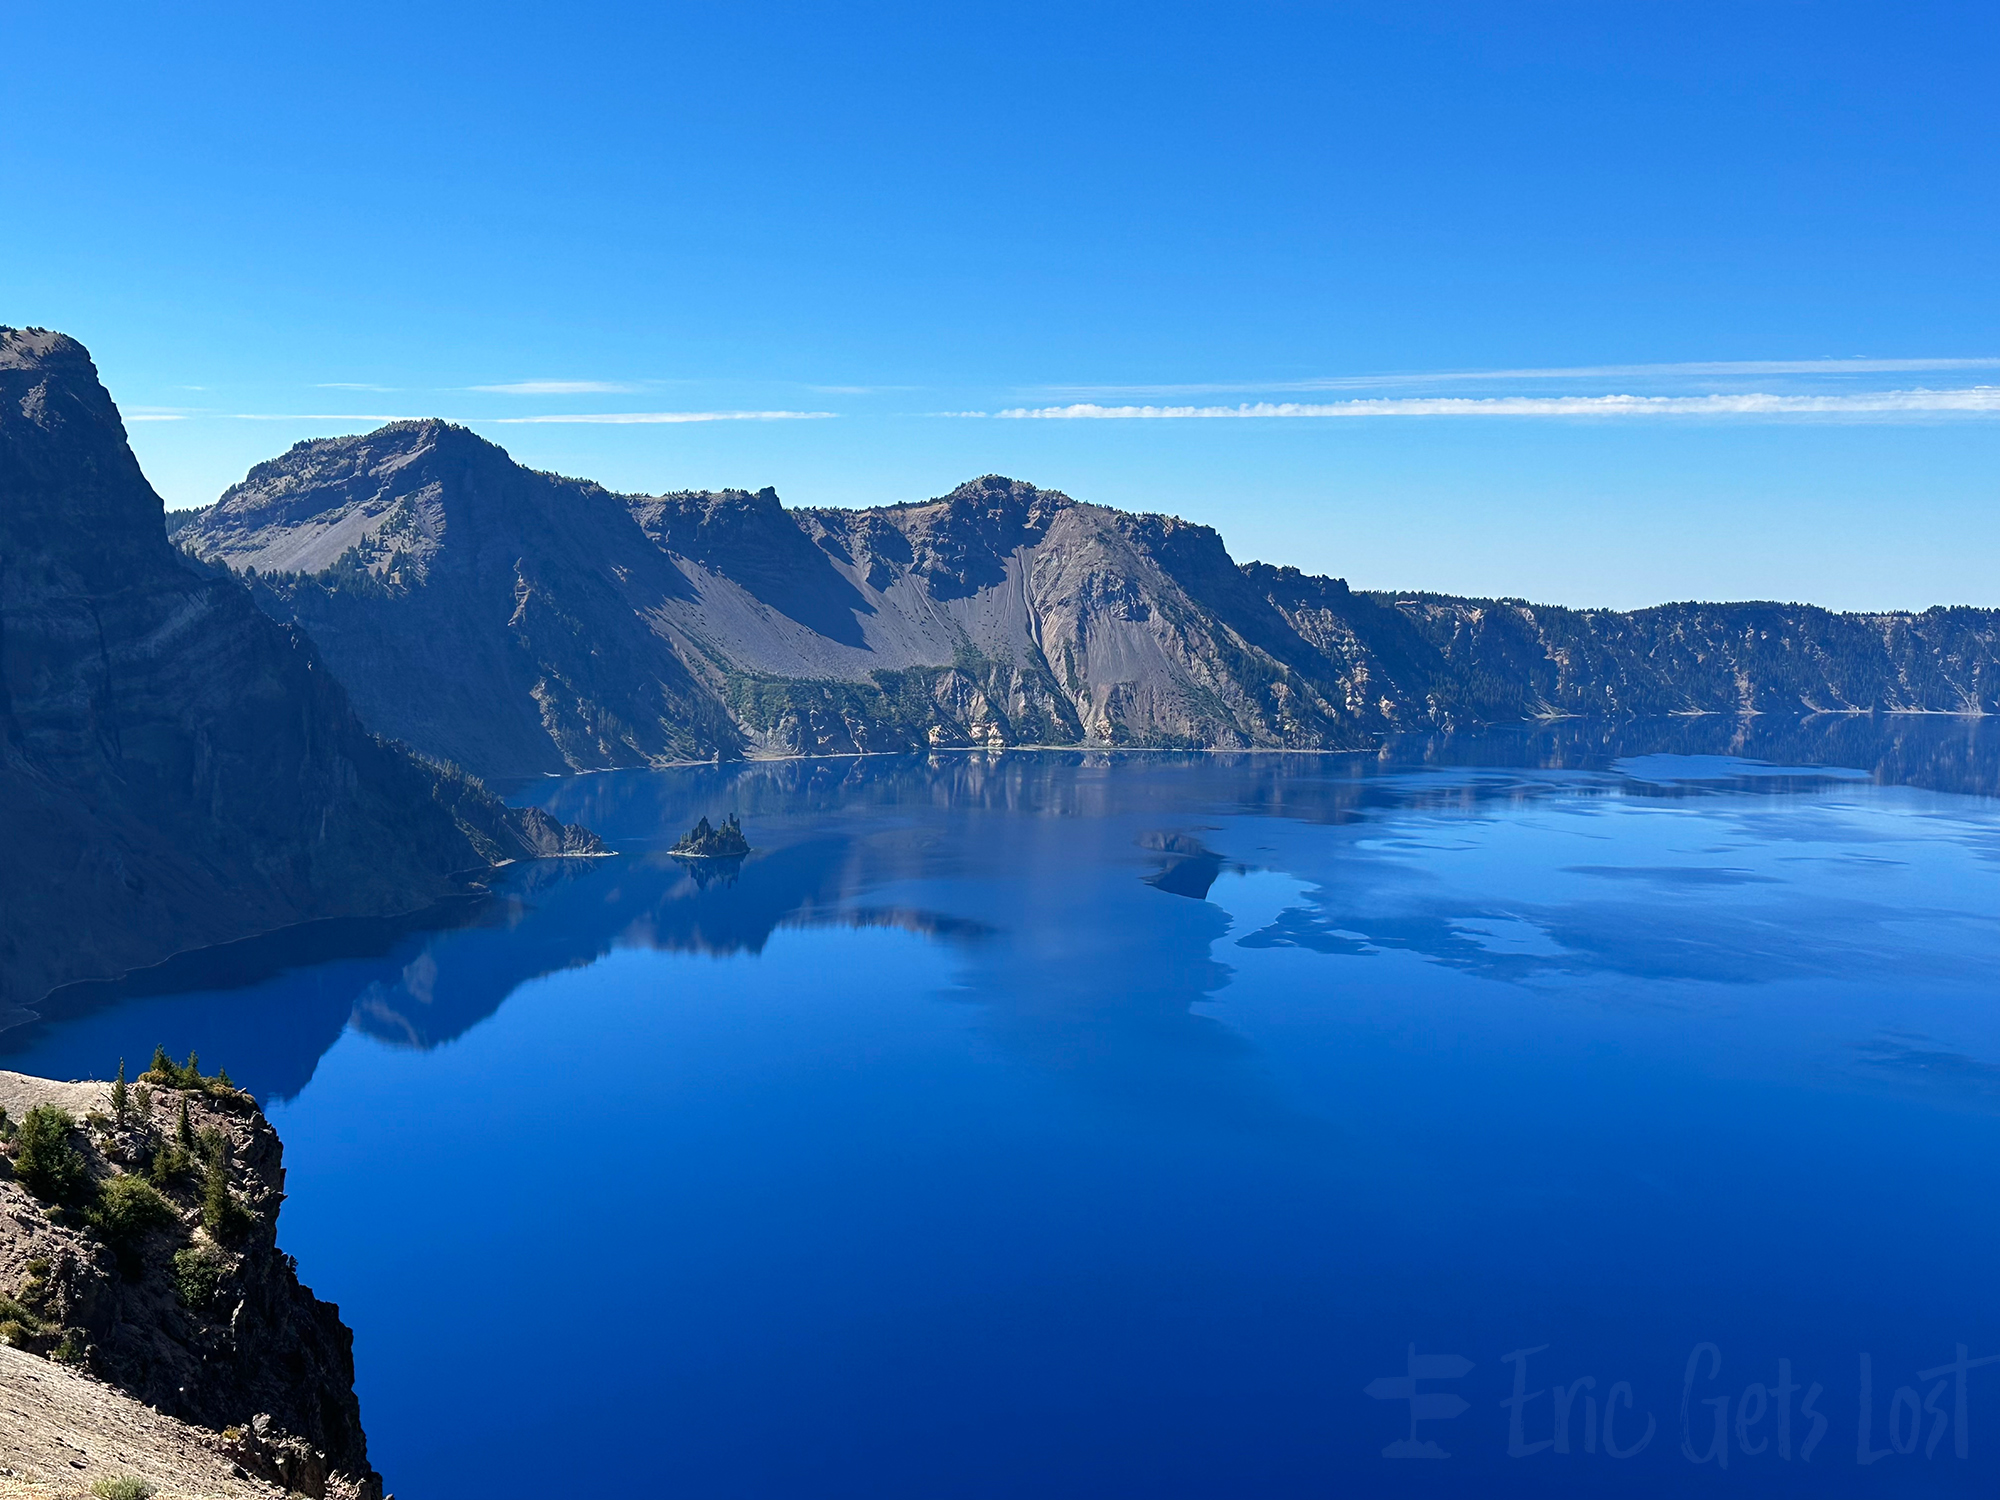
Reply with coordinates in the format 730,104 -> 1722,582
7,711 -> 2000,1105
2,831 -> 998,1098
16,713 -> 2000,1499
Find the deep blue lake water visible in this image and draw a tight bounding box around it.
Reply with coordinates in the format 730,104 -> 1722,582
12,721 -> 2000,1497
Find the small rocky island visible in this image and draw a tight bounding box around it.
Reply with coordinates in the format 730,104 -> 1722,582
0,1059 -> 380,1500
671,814 -> 750,858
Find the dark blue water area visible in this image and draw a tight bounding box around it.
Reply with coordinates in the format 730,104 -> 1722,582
13,721 -> 2000,1497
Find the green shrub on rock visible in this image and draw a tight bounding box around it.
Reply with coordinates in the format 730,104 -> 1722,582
142,1046 -> 243,1102
87,1175 -> 179,1279
142,1100 -> 204,1193
171,1246 -> 226,1311
143,1046 -> 201,1088
190,1123 -> 251,1241
15,1105 -> 93,1207
0,1294 -> 43,1348
91,1478 -> 155,1500
201,1159 -> 253,1244
0,1260 -> 53,1348
148,1138 -> 194,1191
195,1125 -> 226,1166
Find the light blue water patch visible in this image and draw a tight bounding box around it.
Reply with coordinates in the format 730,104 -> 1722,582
1615,752 -> 1876,783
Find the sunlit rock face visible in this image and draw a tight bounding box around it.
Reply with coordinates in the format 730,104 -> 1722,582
181,446 -> 1380,772
183,424 -> 2000,783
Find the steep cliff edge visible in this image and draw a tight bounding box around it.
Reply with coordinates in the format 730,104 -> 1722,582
0,1066 -> 376,1499
0,329 -> 600,1016
177,422 -> 2000,783
183,420 -> 738,778
184,449 -> 1380,774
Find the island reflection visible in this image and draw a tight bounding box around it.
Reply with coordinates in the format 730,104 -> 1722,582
6,712 -> 1999,1105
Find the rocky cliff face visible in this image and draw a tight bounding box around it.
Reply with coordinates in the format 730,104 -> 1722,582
186,421 -> 739,778
177,422 -> 2000,782
1248,567 -> 2000,725
1335,589 -> 2000,722
184,452 -> 1387,773
0,1067 -> 377,1499
0,330 -> 599,1015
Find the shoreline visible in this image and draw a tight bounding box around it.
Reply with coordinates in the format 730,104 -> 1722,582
508,706 -> 2000,783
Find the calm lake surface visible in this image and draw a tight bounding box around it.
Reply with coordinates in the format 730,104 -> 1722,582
13,721 -> 2000,1497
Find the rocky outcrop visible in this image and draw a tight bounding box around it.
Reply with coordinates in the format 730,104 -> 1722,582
1334,588 -> 2000,723
0,1068 -> 377,1499
0,329 -> 600,1016
670,814 -> 749,858
177,423 -> 2000,782
182,451 -> 1385,773
1244,566 -> 2000,726
187,421 -> 738,778
595,475 -> 1370,755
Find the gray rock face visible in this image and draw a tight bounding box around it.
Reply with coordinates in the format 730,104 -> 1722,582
1252,569 -> 2000,724
192,421 -> 737,777
0,330 -> 599,1014
1,1334 -> 292,1499
179,422 -> 2000,782
183,452 -> 1388,773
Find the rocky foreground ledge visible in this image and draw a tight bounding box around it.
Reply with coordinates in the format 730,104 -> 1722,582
0,1066 -> 379,1500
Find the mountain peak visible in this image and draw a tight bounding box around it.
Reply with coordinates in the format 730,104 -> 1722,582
1,326 -> 600,1009
938,474 -> 1070,505
0,325 -> 92,371
0,326 -> 169,591
194,418 -> 562,578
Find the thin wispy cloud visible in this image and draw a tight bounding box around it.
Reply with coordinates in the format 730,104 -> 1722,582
983,387 -> 2000,420
225,413 -> 411,422
489,410 -> 835,424
131,409 -> 835,427
471,380 -> 642,395
1039,357 -> 2000,399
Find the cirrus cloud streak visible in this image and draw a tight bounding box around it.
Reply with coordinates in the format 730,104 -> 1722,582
1039,357 -> 2000,398
988,388 -> 2000,420
487,410 -> 834,424
153,410 -> 837,425
470,380 -> 641,395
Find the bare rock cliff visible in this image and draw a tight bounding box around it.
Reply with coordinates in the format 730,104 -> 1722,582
184,420 -> 738,777
0,329 -> 600,1016
177,425 -> 2000,783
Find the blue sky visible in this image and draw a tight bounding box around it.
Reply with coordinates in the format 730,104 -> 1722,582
3,2 -> 1995,610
